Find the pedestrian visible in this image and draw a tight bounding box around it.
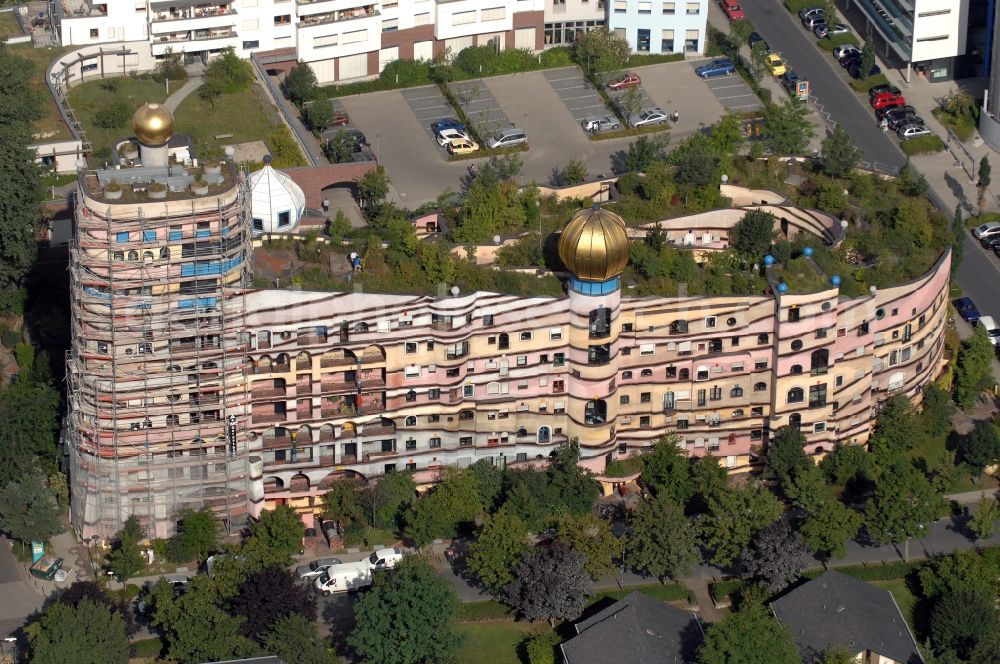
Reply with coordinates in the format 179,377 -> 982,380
672,110 -> 680,123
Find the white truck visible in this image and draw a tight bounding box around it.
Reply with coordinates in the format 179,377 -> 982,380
313,548 -> 405,595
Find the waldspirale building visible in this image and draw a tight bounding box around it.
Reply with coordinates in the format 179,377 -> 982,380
67,107 -> 951,539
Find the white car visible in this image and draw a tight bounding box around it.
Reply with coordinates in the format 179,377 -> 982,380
973,220 -> 1000,239
581,115 -> 620,132
896,124 -> 931,140
833,44 -> 861,61
629,108 -> 669,127
436,127 -> 471,146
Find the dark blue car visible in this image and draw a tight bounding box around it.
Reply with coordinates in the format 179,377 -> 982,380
431,117 -> 465,134
848,64 -> 881,79
954,297 -> 981,325
695,59 -> 736,78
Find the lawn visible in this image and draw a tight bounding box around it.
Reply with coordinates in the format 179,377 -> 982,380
871,579 -> 919,631
67,76 -> 169,163
173,82 -> 303,165
455,621 -> 547,664
9,43 -> 73,142
0,11 -> 22,40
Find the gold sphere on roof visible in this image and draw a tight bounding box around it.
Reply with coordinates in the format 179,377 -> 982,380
558,205 -> 630,282
132,103 -> 174,146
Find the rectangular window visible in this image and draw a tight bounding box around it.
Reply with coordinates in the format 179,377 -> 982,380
639,415 -> 651,427
661,28 -> 674,51
550,328 -> 563,340
638,1 -> 651,12
637,28 -> 650,51
242,40 -> 259,50
382,18 -> 398,31
453,10 -> 476,25
428,388 -> 440,399
613,0 -> 627,10
404,342 -> 417,354
343,29 -> 367,44
273,14 -> 291,25
640,392 -> 651,403
415,12 -> 430,25
481,6 -> 505,21
685,28 -> 699,52
640,344 -> 655,356
662,1 -> 675,13
685,1 -> 699,13
429,437 -> 441,448
517,355 -> 527,366
520,331 -> 533,341
814,422 -> 827,433
809,384 -> 827,408
705,316 -> 716,328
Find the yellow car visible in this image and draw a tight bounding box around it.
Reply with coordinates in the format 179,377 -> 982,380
447,137 -> 479,155
765,54 -> 788,76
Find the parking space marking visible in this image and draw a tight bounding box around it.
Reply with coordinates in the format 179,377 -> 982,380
448,79 -> 512,142
541,66 -> 615,128
399,85 -> 463,159
695,64 -> 764,113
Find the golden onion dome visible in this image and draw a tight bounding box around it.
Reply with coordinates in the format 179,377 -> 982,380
132,103 -> 174,146
558,205 -> 630,282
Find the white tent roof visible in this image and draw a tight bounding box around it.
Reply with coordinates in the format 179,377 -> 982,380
249,162 -> 306,226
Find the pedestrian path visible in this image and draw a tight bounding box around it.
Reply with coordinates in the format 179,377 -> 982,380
163,75 -> 203,113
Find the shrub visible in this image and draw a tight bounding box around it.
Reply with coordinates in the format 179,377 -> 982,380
540,47 -> 574,67
380,58 -> 431,87
94,100 -> 132,130
849,73 -> 889,92
524,631 -> 559,664
343,521 -> 365,546
152,48 -> 187,83
900,135 -> 946,156
815,34 -> 858,52
0,327 -> 19,349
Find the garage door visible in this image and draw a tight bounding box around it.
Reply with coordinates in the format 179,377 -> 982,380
514,27 -> 535,50
379,46 -> 398,73
311,58 -> 336,84
338,52 -> 368,80
445,35 -> 473,58
414,40 -> 433,61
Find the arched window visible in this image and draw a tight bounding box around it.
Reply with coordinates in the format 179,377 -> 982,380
731,409 -> 744,417
295,351 -> 311,371
537,426 -> 551,444
754,381 -> 767,391
404,416 -> 417,426
789,413 -> 802,430
354,322 -> 369,333
405,389 -> 417,402
787,387 -> 805,403
113,251 -> 124,261
143,251 -> 154,261
811,348 -> 829,375
814,446 -> 825,455
127,250 -> 139,261
790,364 -> 803,375
679,368 -> 690,380
640,368 -> 653,377
498,332 -> 509,350
757,333 -> 769,344
730,385 -> 743,398
159,247 -> 170,259
585,399 -> 607,425
622,370 -> 633,379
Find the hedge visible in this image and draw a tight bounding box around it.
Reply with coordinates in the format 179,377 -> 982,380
588,123 -> 672,142
816,34 -> 860,52
783,0 -> 820,12
457,600 -> 513,622
803,559 -> 923,582
900,134 -> 946,156
446,143 -> 529,162
849,73 -> 889,93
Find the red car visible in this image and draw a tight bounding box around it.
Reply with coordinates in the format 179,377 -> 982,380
719,1 -> 745,20
331,112 -> 349,127
608,73 -> 641,91
870,93 -> 905,110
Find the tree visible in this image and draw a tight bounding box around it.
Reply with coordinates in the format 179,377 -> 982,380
360,470 -> 415,530
321,476 -> 365,526
197,77 -> 225,108
978,156 -> 992,212
546,441 -> 599,516
619,85 -> 644,117
152,48 -> 187,83
167,508 -> 219,564
700,486 -> 783,566
782,464 -> 829,511
737,520 -> 810,593
820,646 -> 858,664
960,421 -> 1000,476
799,497 -> 862,560
406,467 -> 483,546
502,542 -> 588,626
231,566 -> 316,636
869,394 -> 923,462
930,589 -> 998,659
955,325 -> 995,410
0,472 -> 62,544
349,557 -> 460,664
262,614 -> 337,664
763,426 -> 810,486
730,209 -> 776,256
468,459 -> 504,512
749,41 -> 770,82
819,442 -> 873,495
466,510 -> 530,593
204,47 -> 253,93
0,123 -> 42,313
325,130 -> 356,164
899,159 -> 929,196
859,37 -> 876,80
689,455 -> 730,512
624,135 -> 666,172
524,631 -> 559,664
94,100 -> 131,130
922,383 -> 956,438
698,605 -> 801,664
247,504 -> 304,564
918,548 -> 1000,601
670,136 -> 719,188
285,61 -> 319,105
27,599 -> 130,664
640,434 -> 694,504
763,97 -> 814,155
555,158 -> 588,186
306,99 -> 334,131
108,515 -> 146,582
558,511 -> 619,580
819,125 -> 861,178
57,580 -> 137,638
968,495 -> 999,541
574,27 -> 630,74
865,458 -> 943,553
358,167 -> 391,218
628,495 -> 700,581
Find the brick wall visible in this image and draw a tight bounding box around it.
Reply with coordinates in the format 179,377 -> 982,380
283,163 -> 377,209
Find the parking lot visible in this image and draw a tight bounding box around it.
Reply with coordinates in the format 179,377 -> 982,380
400,85 -> 459,153
697,66 -> 764,113
543,67 -> 613,126
448,79 -> 512,143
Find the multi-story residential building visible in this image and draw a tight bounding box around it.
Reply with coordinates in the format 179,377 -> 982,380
607,0 -> 708,56
65,104 -> 951,538
56,0 -> 546,83
542,0 -> 606,48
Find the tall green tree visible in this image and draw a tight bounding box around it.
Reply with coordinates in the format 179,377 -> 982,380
0,472 -> 62,544
262,614 -> 338,664
466,509 -> 530,593
955,325 -> 994,410
978,155 -> 991,212
763,97 -> 814,155
820,125 -> 862,178
358,167 -> 392,219
865,458 -> 943,554
930,589 -> 998,659
700,486 -> 783,566
27,599 -> 129,664
230,566 -> 315,636
167,508 -> 219,564
968,495 -> 999,541
0,377 -> 60,484
699,605 -> 801,664
321,476 -> 365,525
360,470 -> 415,530
640,435 -> 693,504
574,27 -> 631,73
546,441 -> 599,515
960,421 -> 1000,476
557,511 -> 619,581
730,209 -> 777,257
869,394 -> 923,461
918,548 -> 1000,601
285,61 -> 318,104
247,504 -> 304,564
204,47 -> 253,92
763,426 -> 811,487
859,37 -> 876,80
628,495 -> 700,581
108,515 -> 146,582
799,497 -> 862,560
349,557 -> 461,664
922,383 -> 956,437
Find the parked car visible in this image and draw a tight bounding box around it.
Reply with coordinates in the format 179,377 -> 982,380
803,15 -> 826,30
953,297 -> 982,325
718,1 -> 744,20
329,112 -> 349,127
581,115 -> 621,132
978,316 -> 1000,346
765,54 -> 788,76
798,6 -> 824,20
897,124 -> 931,140
430,117 -> 465,134
870,92 -> 905,109
296,557 -> 344,580
849,64 -> 882,79
446,137 -> 480,155
748,31 -> 767,50
695,58 -> 736,78
368,548 -> 405,570
315,561 -> 372,595
833,44 -> 861,60
976,223 -> 1000,241
486,127 -> 528,149
888,114 -> 924,131
811,22 -> 829,38
982,235 -> 1000,250
819,23 -> 850,37
972,220 -> 1000,239
435,127 -> 471,146
780,70 -> 802,94
839,52 -> 863,68
869,83 -> 902,98
876,104 -> 916,122
608,73 -> 641,90
629,108 -> 669,127
167,576 -> 190,593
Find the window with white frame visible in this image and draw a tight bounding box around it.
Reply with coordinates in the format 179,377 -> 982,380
481,6 -> 505,21
415,12 -> 430,25
343,29 -> 367,44
662,1 -> 675,13
685,1 -> 699,13
314,34 -> 338,47
640,343 -> 655,356
452,10 -> 476,25
549,328 -> 564,341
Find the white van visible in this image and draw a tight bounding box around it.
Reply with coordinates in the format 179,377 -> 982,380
978,315 -> 1000,346
368,547 -> 404,570
315,560 -> 372,595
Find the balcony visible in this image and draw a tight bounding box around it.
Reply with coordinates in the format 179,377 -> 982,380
150,4 -> 237,34
321,355 -> 355,368
298,6 -> 377,27
360,424 -> 394,437
320,380 -> 354,393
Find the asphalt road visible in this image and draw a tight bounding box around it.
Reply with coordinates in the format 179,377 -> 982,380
0,537 -> 43,638
740,0 -> 1000,322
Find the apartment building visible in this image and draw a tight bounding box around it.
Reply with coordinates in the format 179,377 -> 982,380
542,0 -> 606,47
606,0 -> 708,56
57,0 -> 545,83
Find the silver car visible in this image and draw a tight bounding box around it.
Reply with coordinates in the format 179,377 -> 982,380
296,557 -> 343,580
897,124 -> 931,140
581,115 -> 620,132
629,108 -> 668,128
